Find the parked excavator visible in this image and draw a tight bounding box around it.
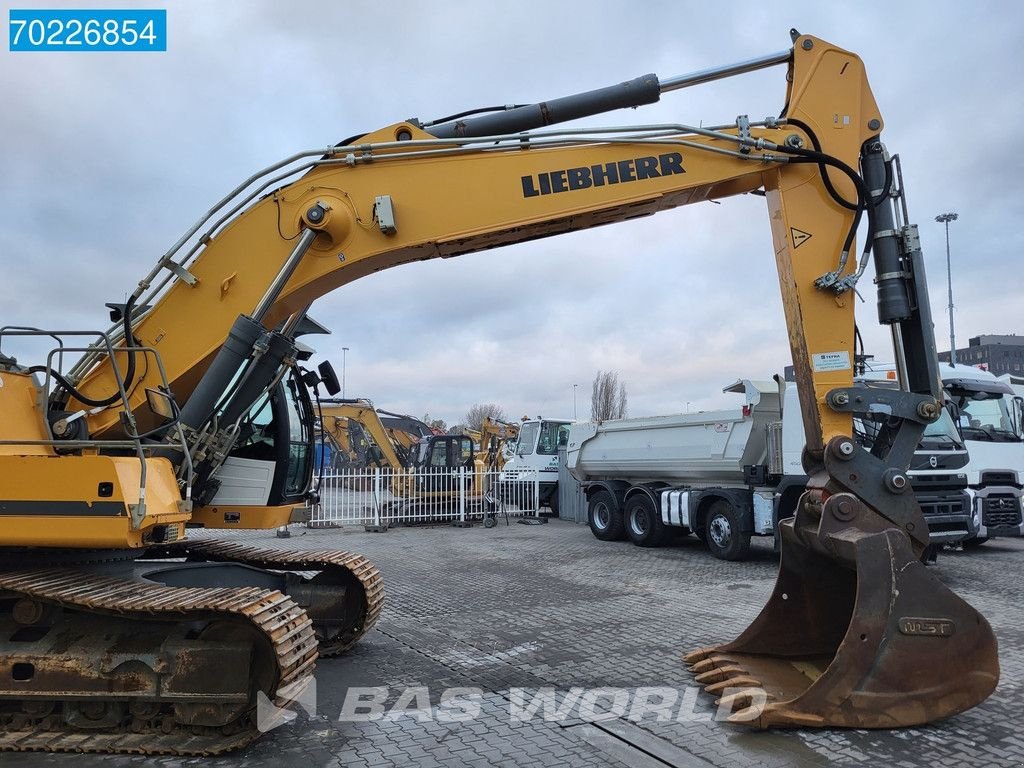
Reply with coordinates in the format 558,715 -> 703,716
479,416 -> 520,471
318,398 -> 414,469
0,29 -> 998,754
316,399 -> 488,515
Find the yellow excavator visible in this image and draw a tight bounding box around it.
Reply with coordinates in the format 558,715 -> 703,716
317,399 -> 486,515
319,398 -> 411,470
479,417 -> 520,471
0,30 -> 998,753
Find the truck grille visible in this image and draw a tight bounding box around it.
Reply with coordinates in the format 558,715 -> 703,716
917,491 -> 971,538
983,495 -> 1023,528
981,470 -> 1018,486
913,473 -> 954,485
919,496 -> 967,519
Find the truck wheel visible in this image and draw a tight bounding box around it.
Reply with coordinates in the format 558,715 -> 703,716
704,500 -> 751,561
588,491 -> 624,541
625,495 -> 668,547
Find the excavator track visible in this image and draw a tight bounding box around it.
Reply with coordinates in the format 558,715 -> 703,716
0,568 -> 318,755
147,538 -> 385,655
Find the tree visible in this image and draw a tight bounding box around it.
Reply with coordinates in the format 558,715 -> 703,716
464,403 -> 507,432
421,413 -> 447,434
591,370 -> 627,421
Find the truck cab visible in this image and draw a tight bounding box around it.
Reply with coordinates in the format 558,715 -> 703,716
500,418 -> 572,513
854,367 -> 973,546
942,364 -> 1024,543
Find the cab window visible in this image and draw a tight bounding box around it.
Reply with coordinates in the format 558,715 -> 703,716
516,423 -> 538,456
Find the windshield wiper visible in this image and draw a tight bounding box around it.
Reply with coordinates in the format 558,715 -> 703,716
989,427 -> 1022,442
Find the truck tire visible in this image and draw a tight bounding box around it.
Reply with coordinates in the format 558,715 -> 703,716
704,499 -> 751,561
625,495 -> 668,548
588,490 -> 624,541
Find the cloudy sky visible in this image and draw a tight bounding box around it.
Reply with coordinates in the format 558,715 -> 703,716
1,1 -> 1021,427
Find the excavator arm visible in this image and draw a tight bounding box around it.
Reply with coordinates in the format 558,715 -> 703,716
319,399 -> 409,470
24,31 -> 996,729
479,417 -> 519,470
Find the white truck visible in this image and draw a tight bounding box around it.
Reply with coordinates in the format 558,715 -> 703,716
499,418 -> 573,514
567,376 -> 972,560
566,379 -> 805,560
942,364 -> 1024,543
855,365 -> 975,546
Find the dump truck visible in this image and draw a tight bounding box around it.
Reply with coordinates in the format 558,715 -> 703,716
567,376 -> 972,559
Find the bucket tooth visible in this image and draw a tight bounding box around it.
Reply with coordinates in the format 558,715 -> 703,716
716,687 -> 774,712
705,675 -> 762,695
728,707 -> 824,728
683,647 -> 717,665
687,520 -> 999,729
726,706 -> 769,726
694,665 -> 745,684
689,658 -> 723,674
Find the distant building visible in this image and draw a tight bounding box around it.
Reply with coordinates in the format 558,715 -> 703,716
939,334 -> 1024,376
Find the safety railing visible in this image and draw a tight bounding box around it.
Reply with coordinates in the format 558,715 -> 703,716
0,327 -> 193,526
310,466 -> 542,527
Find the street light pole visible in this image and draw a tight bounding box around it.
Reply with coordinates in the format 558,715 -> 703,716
572,384 -> 578,420
935,212 -> 959,365
342,346 -> 349,398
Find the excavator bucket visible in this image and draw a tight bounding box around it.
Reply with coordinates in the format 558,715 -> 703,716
686,514 -> 999,728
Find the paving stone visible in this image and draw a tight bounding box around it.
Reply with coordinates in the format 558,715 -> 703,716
4,522 -> 1021,767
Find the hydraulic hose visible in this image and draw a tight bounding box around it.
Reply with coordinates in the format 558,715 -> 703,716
30,294 -> 140,408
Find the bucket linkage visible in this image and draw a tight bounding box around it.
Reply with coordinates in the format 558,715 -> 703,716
686,435 -> 999,729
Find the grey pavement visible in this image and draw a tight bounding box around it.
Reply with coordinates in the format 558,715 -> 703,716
7,520 -> 1023,767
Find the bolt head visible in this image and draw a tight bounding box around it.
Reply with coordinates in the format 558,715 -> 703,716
802,39 -> 814,50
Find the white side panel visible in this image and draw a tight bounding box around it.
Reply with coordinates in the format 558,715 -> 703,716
209,457 -> 275,506
660,490 -> 690,528
567,410 -> 754,484
781,386 -> 806,477
753,491 -> 775,534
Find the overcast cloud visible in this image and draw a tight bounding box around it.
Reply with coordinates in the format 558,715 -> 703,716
1,1 -> 1021,426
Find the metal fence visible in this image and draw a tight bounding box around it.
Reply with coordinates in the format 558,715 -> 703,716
310,466 -> 542,528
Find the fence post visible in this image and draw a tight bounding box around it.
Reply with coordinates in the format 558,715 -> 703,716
365,467 -> 387,532
533,470 -> 540,518
452,466 -> 473,527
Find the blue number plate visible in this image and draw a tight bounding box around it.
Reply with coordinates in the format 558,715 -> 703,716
9,9 -> 167,52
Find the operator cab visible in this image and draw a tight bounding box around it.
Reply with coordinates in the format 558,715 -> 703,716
410,434 -> 474,470
211,366 -> 315,507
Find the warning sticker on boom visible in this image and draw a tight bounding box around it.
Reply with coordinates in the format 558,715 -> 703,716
791,228 -> 812,248
812,351 -> 851,372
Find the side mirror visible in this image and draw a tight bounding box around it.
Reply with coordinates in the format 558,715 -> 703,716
318,361 -> 342,396
144,387 -> 177,421
1014,396 -> 1024,437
